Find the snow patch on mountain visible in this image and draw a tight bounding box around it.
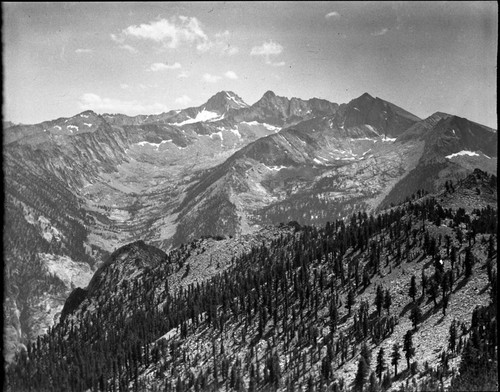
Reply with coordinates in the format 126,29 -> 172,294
241,121 -> 281,132
350,137 -> 377,141
446,150 -> 480,159
84,123 -> 92,127
210,131 -> 223,141
67,125 -> 78,133
172,110 -> 220,126
228,128 -> 241,138
137,140 -> 172,150
226,92 -> 248,107
365,124 -> 379,134
263,165 -> 288,171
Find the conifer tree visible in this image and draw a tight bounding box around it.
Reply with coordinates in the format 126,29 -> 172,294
448,320 -> 457,353
346,289 -> 355,316
403,330 -> 415,369
368,372 -> 378,392
464,247 -> 474,278
391,343 -> 401,376
383,289 -> 392,315
409,275 -> 417,302
374,285 -> 384,317
421,269 -> 428,298
375,347 -> 385,382
353,356 -> 369,392
409,305 -> 423,330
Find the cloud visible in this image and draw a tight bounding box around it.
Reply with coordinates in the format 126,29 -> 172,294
371,27 -> 389,36
79,93 -> 167,115
150,62 -> 182,71
270,61 -> 285,67
75,48 -> 93,54
121,16 -> 208,49
325,11 -> 340,19
250,40 -> 285,66
198,30 -> 239,55
112,17 -> 239,56
177,71 -> 189,79
224,71 -> 238,80
111,34 -> 139,53
175,95 -> 192,106
251,40 -> 283,56
203,73 -> 222,83
120,83 -> 130,89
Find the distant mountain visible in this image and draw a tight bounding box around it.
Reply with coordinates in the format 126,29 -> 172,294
379,114 -> 497,209
230,90 -> 340,127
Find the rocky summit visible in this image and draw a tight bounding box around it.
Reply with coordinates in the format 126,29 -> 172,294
2,91 -> 497,388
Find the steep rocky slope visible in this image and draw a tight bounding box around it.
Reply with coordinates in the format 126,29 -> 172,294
5,170 -> 497,391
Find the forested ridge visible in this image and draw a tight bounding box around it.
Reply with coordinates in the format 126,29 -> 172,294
4,170 -> 497,392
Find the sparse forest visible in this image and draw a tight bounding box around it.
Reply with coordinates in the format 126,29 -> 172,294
5,172 -> 498,392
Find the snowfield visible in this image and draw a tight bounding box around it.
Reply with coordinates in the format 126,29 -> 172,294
445,150 -> 480,159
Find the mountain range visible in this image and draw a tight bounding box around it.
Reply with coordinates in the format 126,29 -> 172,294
2,89 -> 497,364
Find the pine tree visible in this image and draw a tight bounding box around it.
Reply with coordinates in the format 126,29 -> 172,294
368,372 -> 378,392
383,289 -> 392,315
448,319 -> 457,353
409,275 -> 417,302
360,342 -> 372,367
346,289 -> 355,316
403,330 -> 415,369
450,245 -> 457,271
375,347 -> 385,382
428,278 -> 438,307
374,285 -> 384,317
409,305 -> 423,330
421,269 -> 428,298
464,247 -> 474,278
353,356 -> 369,392
391,343 -> 401,376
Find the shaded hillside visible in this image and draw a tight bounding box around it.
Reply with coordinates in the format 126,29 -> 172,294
5,170 -> 497,392
379,115 -> 497,209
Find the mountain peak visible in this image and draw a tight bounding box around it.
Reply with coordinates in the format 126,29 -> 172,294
75,110 -> 98,119
204,91 -> 248,113
359,92 -> 374,100
263,90 -> 277,99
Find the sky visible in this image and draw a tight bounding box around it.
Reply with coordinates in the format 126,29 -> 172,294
2,1 -> 498,128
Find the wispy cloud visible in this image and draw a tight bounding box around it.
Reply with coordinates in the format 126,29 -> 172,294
111,34 -> 139,53
120,83 -> 130,89
250,40 -> 285,66
150,62 -> 182,71
325,11 -> 340,19
177,71 -> 189,79
203,73 -> 222,83
371,28 -> 389,36
112,16 -> 239,56
175,95 -> 192,106
79,93 -> 167,115
75,48 -> 93,54
198,30 -> 239,55
224,70 -> 238,80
